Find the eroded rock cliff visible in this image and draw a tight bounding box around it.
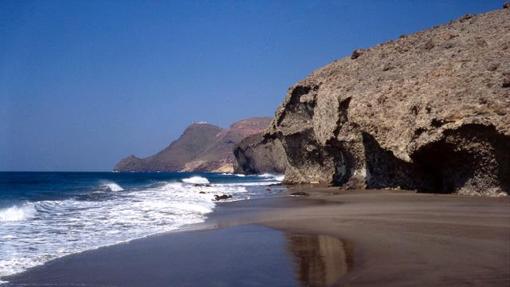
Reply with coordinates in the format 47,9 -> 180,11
233,133 -> 287,174
264,8 -> 510,195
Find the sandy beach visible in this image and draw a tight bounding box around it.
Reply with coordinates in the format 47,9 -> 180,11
258,189 -> 510,286
3,2 -> 510,287
5,188 -> 510,287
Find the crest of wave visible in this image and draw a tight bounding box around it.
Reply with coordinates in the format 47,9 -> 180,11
0,203 -> 36,222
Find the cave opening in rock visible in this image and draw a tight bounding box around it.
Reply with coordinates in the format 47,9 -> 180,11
411,124 -> 510,194
412,141 -> 474,193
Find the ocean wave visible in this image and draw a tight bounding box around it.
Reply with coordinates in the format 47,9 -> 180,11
258,173 -> 273,178
0,174 -> 285,280
220,173 -> 246,177
274,175 -> 285,181
221,181 -> 279,187
257,173 -> 285,181
0,180 -> 251,279
0,203 -> 36,222
100,181 -> 124,192
182,176 -> 210,185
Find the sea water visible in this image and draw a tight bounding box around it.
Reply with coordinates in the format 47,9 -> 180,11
0,172 -> 284,280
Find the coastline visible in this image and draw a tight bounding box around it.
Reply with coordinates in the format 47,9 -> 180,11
3,3 -> 510,287
4,188 -> 510,286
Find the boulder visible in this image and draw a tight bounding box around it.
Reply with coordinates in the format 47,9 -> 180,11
214,194 -> 233,201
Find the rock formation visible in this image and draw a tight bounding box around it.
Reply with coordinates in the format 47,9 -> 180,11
233,133 -> 287,174
114,117 -> 272,173
258,8 -> 510,195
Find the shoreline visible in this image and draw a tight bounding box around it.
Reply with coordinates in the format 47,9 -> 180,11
4,188 -> 510,286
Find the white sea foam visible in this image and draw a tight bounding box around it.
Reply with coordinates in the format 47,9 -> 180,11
256,173 -> 284,182
102,182 -> 124,192
220,173 -> 245,177
258,173 -> 281,179
258,173 -> 274,178
0,176 -> 285,280
274,175 -> 285,181
0,203 -> 36,222
182,176 -> 210,185
222,182 -> 278,187
0,180 -> 268,280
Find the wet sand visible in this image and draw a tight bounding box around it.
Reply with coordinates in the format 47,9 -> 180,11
5,188 -> 510,286
208,188 -> 510,286
252,189 -> 510,286
3,224 -> 350,287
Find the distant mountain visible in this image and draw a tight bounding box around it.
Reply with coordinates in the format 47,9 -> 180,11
114,117 -> 272,173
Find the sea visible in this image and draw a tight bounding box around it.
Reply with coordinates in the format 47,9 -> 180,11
0,172 -> 285,281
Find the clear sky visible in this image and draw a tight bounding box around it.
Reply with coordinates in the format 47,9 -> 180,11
0,0 -> 503,171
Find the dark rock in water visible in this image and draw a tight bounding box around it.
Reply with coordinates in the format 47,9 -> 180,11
290,192 -> 309,196
214,194 -> 232,201
233,132 -> 287,174
114,117 -> 272,173
259,8 -> 510,196
199,191 -> 206,194
503,2 -> 510,9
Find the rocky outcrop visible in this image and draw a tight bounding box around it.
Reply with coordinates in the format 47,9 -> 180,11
114,117 -> 272,172
233,133 -> 287,174
263,8 -> 510,195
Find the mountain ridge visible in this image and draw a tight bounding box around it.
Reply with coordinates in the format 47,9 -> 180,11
114,117 -> 272,173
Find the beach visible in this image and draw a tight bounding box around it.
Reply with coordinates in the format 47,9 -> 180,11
3,2 -> 510,287
4,188 -> 510,286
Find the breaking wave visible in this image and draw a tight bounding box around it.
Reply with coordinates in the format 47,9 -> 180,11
100,181 -> 124,192
0,174 -> 284,280
257,173 -> 285,182
0,203 -> 36,222
182,176 -> 210,185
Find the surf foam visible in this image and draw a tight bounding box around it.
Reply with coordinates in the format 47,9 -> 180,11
182,176 -> 210,185
0,203 -> 36,222
101,181 -> 124,192
0,175 -> 284,280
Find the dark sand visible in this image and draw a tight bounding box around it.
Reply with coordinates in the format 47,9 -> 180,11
5,189 -> 510,286
3,224 -> 349,287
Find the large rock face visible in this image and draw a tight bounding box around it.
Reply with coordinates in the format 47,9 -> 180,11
264,8 -> 510,195
114,117 -> 272,173
233,133 -> 287,174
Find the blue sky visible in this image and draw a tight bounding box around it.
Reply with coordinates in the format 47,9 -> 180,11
0,0 -> 503,171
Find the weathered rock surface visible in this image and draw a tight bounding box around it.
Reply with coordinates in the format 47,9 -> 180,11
233,133 -> 287,174
114,117 -> 272,173
264,8 -> 510,195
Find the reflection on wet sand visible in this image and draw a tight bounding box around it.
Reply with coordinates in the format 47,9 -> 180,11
286,233 -> 353,287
